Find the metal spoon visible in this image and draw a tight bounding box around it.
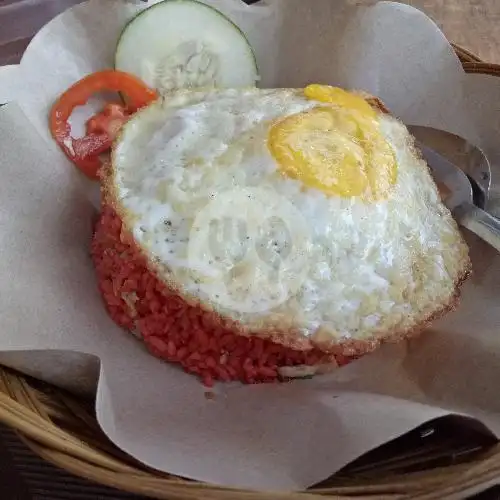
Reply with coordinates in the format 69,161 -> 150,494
408,125 -> 492,210
419,144 -> 500,252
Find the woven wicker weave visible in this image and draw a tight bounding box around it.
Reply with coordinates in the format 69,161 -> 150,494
1,44 -> 499,500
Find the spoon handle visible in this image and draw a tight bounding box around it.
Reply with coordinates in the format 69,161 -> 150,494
454,202 -> 500,252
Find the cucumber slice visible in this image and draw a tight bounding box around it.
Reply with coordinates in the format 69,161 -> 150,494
115,0 -> 258,93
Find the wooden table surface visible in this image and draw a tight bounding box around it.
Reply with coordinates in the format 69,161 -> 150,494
383,1 -> 500,64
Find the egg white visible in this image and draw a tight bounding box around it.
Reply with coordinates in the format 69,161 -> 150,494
110,88 -> 470,350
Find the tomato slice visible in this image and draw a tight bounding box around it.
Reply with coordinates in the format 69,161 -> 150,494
86,103 -> 130,139
49,70 -> 158,179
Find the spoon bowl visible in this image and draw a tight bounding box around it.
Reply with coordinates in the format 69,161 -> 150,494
408,125 -> 492,205
419,143 -> 500,253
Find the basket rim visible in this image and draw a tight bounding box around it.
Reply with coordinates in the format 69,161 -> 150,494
1,43 -> 500,500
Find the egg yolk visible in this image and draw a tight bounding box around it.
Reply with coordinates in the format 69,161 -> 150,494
268,85 -> 397,201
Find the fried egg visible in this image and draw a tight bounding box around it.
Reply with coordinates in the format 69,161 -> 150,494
108,85 -> 470,352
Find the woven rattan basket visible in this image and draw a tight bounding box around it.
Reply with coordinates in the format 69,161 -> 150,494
1,44 -> 500,500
